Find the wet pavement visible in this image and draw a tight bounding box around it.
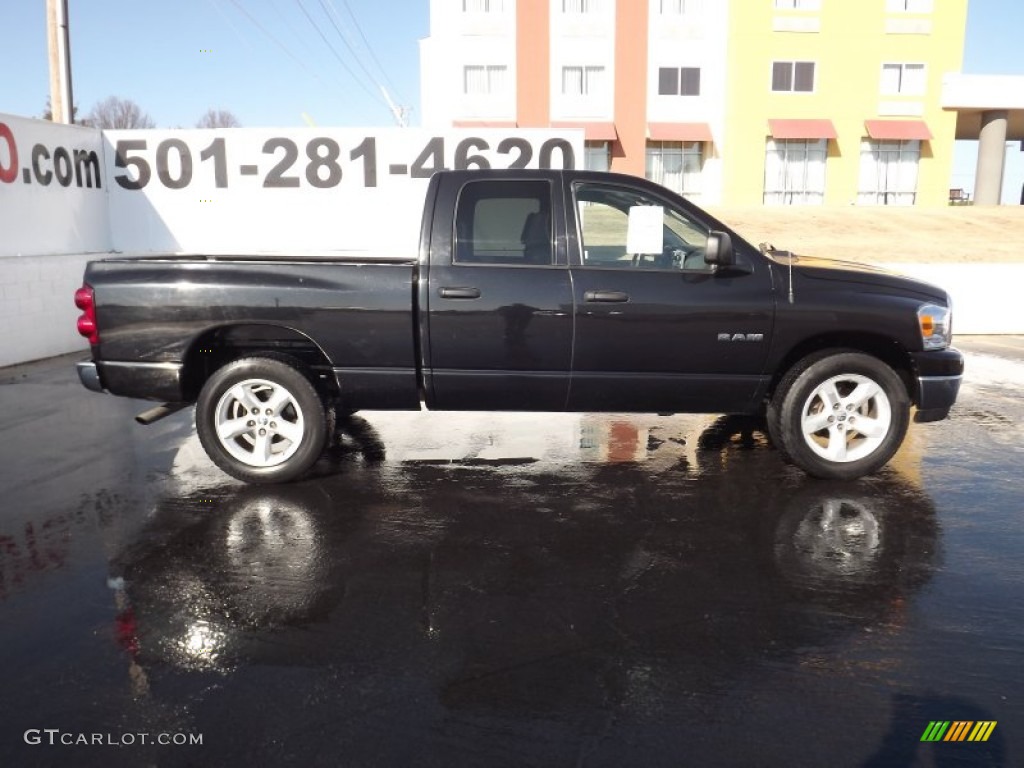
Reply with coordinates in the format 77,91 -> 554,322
0,338 -> 1021,767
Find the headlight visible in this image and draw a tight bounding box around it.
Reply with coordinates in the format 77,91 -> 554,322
918,303 -> 952,350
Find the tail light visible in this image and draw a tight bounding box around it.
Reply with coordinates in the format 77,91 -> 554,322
75,284 -> 99,344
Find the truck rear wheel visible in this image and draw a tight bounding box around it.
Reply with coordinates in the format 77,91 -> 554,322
196,356 -> 328,484
767,350 -> 909,480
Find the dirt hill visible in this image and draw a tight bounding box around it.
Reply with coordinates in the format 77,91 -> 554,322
703,205 -> 1024,264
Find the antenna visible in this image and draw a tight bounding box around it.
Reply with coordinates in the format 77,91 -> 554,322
761,242 -> 794,304
788,253 -> 794,304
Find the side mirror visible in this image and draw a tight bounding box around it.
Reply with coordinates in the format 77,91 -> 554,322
705,231 -> 734,267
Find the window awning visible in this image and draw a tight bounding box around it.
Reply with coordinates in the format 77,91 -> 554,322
768,118 -> 838,139
550,121 -> 619,141
864,119 -> 933,141
647,122 -> 714,142
452,120 -> 517,128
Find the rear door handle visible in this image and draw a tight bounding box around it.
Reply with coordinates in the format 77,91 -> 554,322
583,290 -> 630,303
439,286 -> 481,299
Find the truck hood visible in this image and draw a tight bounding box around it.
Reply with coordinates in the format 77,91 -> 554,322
767,252 -> 948,303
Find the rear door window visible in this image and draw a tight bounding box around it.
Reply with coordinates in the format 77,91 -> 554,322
454,181 -> 553,266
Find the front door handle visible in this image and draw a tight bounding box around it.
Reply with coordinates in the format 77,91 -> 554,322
584,290 -> 630,303
439,286 -> 481,299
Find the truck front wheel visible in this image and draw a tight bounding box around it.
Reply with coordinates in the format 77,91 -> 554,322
767,350 -> 909,480
196,356 -> 328,484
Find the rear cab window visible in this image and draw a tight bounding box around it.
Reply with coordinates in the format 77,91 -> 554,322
454,180 -> 554,266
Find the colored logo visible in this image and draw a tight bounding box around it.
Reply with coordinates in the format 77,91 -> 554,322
921,721 -> 997,742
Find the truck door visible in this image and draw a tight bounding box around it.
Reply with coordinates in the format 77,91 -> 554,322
565,179 -> 775,413
424,176 -> 574,410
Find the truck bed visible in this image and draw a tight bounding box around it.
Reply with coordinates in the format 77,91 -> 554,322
84,256 -> 420,408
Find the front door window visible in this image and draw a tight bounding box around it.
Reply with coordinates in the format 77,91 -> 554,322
575,182 -> 712,272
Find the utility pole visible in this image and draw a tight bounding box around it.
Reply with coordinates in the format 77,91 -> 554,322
47,0 -> 74,123
380,86 -> 409,128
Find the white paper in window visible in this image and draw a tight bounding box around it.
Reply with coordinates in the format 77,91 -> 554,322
626,206 -> 664,255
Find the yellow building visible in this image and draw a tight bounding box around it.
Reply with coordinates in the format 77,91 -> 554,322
724,0 -> 968,206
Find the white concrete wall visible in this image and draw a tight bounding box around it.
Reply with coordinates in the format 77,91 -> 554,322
885,263 -> 1024,335
0,253 -> 93,367
1,115 -> 110,368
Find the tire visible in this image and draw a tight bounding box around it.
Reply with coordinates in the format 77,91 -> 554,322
766,350 -> 909,480
195,356 -> 329,484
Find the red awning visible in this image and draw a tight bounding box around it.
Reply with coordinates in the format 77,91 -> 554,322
768,119 -> 837,139
550,121 -> 619,141
647,122 -> 714,142
865,120 -> 933,140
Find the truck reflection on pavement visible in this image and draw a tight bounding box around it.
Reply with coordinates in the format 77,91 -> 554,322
109,411 -> 939,724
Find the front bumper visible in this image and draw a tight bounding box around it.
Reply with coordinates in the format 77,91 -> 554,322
911,347 -> 964,423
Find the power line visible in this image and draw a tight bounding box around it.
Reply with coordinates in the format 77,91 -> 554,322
315,0 -> 407,123
331,0 -> 404,102
316,0 -> 380,97
220,0 -> 391,119
317,0 -> 410,124
221,0 -> 330,90
293,0 -> 388,109
206,0 -> 259,54
266,0 -> 320,56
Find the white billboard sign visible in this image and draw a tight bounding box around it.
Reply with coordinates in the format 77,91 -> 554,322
102,127 -> 583,256
2,116 -> 583,257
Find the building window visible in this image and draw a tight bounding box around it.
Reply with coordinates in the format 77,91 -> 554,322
463,65 -> 508,96
772,61 -> 815,92
774,0 -> 821,9
562,0 -> 603,12
886,0 -> 933,12
881,63 -> 926,96
462,0 -> 504,11
585,142 -> 611,172
659,0 -> 699,13
764,138 -> 827,205
562,66 -> 606,97
658,67 -> 701,96
646,141 -> 704,197
858,139 -> 920,205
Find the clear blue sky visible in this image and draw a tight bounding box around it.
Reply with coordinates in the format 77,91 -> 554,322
1,0 -> 1022,194
0,0 -> 428,127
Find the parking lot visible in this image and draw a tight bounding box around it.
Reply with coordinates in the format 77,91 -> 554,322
1,338 -> 1021,767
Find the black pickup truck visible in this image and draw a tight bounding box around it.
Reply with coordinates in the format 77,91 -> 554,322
74,169 -> 963,483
